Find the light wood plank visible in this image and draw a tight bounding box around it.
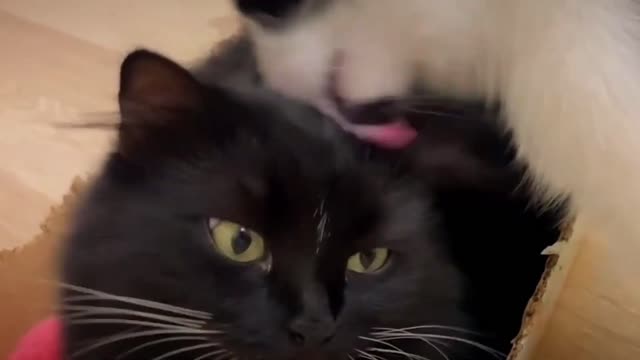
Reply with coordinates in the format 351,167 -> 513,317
0,0 -> 239,64
0,10 -> 118,248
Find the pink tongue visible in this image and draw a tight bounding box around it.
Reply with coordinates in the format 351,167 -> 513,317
349,119 -> 418,149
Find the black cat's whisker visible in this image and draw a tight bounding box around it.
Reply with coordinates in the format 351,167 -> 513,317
368,330 -> 450,360
52,121 -> 119,130
361,336 -> 432,360
422,342 -> 449,360
62,291 -> 211,320
63,305 -> 207,328
371,330 -> 505,359
151,343 -> 219,360
68,318 -> 215,331
399,107 -> 466,120
192,349 -> 230,360
359,336 -> 430,360
400,94 -> 445,101
115,336 -> 208,359
59,282 -> 212,319
71,328 -> 221,358
51,110 -> 120,130
399,95 -> 488,107
355,349 -> 386,360
367,347 -> 431,360
372,325 -> 480,357
373,325 -> 482,336
216,353 -> 235,360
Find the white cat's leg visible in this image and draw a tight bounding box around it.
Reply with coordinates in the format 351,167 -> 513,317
504,0 -> 640,243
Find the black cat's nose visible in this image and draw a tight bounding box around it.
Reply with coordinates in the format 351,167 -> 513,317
234,0 -> 303,20
287,316 -> 336,347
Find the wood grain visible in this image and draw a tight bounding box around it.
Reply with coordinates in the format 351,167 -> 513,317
0,1 -> 638,359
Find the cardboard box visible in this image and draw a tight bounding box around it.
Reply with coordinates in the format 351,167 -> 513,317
0,178 -> 582,359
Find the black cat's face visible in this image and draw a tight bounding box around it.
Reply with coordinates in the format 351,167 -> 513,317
181,161 -> 462,360
61,50 -> 467,360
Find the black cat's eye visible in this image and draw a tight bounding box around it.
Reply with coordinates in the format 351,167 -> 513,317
208,219 -> 270,267
234,0 -> 304,20
346,248 -> 391,274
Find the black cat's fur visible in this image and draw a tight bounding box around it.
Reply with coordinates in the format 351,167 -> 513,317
60,40 -> 565,360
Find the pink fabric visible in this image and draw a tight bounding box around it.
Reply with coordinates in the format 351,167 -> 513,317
9,316 -> 62,360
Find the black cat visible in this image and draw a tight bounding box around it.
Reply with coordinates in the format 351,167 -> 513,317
59,46 -> 565,360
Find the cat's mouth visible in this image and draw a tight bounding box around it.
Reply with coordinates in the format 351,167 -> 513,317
325,62 -> 418,149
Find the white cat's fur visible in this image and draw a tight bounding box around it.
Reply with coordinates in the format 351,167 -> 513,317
242,0 -> 640,244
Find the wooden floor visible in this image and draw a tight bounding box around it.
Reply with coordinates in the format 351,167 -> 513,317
0,1 -> 638,358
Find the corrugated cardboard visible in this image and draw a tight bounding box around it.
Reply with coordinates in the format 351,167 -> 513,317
0,178 -> 581,359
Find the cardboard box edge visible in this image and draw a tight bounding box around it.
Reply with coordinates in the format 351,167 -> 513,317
508,216 -> 585,360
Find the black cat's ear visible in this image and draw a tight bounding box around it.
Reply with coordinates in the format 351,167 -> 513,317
119,49 -> 203,115
117,49 -> 204,157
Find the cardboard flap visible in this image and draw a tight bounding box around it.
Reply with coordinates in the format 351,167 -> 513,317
0,178 -> 86,358
509,217 -> 584,359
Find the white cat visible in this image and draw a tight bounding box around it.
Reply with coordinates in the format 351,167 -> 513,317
233,0 -> 640,244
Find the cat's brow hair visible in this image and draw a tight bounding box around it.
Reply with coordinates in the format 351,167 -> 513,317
313,196 -> 330,254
